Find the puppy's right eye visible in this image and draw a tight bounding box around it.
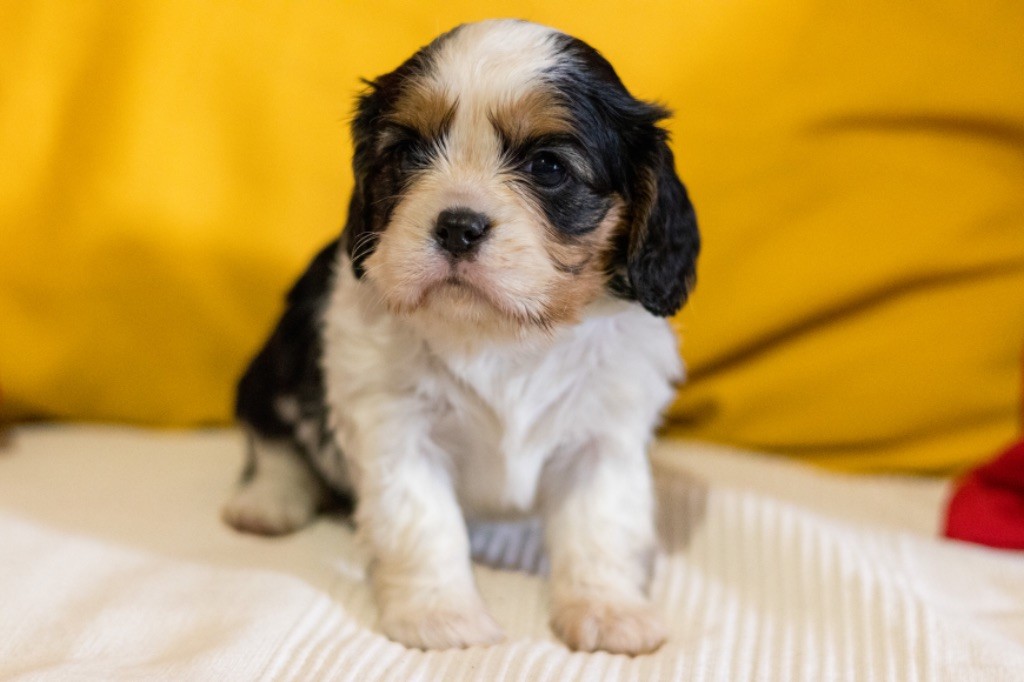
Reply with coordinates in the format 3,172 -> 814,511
381,125 -> 429,172
389,140 -> 419,171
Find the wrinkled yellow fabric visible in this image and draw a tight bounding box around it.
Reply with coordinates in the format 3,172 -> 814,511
2,1 -> 1022,472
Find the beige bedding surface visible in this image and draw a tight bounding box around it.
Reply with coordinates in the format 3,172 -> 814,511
1,425 -> 1023,681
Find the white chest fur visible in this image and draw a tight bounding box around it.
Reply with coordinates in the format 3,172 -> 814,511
320,262 -> 682,520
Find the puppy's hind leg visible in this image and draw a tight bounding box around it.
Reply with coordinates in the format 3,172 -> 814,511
222,432 -> 331,536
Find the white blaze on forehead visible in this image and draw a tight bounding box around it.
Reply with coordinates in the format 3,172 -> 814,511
427,20 -> 562,100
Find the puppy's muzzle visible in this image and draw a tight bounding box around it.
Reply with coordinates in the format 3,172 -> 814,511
434,207 -> 491,258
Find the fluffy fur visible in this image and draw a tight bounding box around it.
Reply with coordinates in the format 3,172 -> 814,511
223,19 -> 700,655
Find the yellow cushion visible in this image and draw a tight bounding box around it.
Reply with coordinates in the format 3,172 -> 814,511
1,1 -> 1022,472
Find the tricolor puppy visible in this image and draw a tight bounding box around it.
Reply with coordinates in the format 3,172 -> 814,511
223,19 -> 699,655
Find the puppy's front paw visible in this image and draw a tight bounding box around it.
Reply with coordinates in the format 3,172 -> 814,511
551,598 -> 666,655
380,601 -> 505,650
221,483 -> 317,536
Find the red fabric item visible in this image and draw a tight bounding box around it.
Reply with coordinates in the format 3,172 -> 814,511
944,440 -> 1024,549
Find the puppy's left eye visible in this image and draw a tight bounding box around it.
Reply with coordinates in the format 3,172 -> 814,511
526,152 -> 568,188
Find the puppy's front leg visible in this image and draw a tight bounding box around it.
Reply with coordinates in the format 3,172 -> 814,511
353,412 -> 503,650
543,436 -> 666,655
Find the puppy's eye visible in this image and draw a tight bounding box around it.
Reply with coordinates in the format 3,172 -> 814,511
526,152 -> 567,188
393,141 -> 422,171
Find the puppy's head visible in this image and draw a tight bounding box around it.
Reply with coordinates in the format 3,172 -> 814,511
344,20 -> 699,334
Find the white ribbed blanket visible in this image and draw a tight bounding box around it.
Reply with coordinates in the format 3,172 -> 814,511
1,426 -> 1023,681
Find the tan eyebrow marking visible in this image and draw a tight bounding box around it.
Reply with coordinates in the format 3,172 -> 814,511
488,88 -> 574,149
387,83 -> 458,140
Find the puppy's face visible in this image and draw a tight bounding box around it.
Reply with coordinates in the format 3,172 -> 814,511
345,20 -> 699,334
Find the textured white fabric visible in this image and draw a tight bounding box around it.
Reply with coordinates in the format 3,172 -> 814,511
1,425 -> 1023,680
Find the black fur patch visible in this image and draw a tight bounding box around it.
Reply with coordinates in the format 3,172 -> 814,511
235,239 -> 338,435
235,238 -> 351,506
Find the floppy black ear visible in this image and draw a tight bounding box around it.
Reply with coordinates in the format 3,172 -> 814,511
341,83 -> 384,278
625,139 -> 700,317
626,142 -> 700,315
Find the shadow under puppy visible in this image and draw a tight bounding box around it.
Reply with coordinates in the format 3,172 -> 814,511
223,18 -> 699,656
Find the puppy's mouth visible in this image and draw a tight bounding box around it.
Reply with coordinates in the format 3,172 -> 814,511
438,274 -> 470,289
422,271 -> 491,305
416,265 -> 534,325
368,249 -> 550,330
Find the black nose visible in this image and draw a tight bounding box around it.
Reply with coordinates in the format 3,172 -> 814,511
434,208 -> 491,257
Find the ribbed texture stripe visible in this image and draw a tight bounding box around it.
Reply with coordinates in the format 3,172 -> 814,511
244,472 -> 1003,681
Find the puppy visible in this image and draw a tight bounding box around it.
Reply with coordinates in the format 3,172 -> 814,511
222,19 -> 699,656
